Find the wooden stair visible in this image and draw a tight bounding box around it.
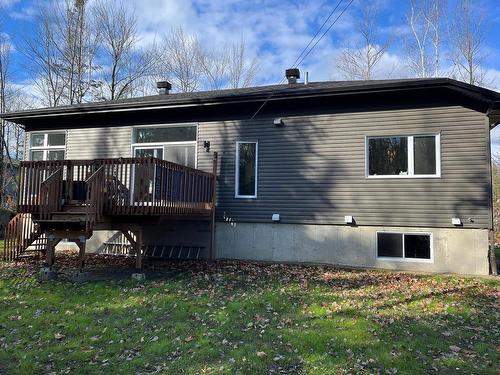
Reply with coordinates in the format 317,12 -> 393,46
3,213 -> 46,261
3,197 -> 96,261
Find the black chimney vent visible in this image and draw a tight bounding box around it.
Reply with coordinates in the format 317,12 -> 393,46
157,81 -> 172,94
285,68 -> 300,84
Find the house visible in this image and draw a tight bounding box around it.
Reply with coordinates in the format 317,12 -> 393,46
2,71 -> 500,275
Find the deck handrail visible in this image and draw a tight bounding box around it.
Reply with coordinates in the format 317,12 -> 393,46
39,168 -> 63,220
17,156 -> 217,217
21,157 -> 214,177
85,166 -> 105,232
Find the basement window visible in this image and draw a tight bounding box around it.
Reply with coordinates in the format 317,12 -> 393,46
235,141 -> 258,198
29,132 -> 66,161
377,232 -> 432,261
366,134 -> 440,178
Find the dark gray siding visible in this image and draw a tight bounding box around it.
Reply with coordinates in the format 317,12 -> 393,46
24,127 -> 131,160
25,105 -> 490,229
66,126 -> 131,159
197,106 -> 491,229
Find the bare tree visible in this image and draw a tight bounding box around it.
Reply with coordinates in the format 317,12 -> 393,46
405,0 -> 445,78
92,0 -> 159,100
337,4 -> 390,80
406,0 -> 431,78
4,88 -> 34,161
25,4 -> 66,107
227,36 -> 258,89
60,0 -> 98,104
425,0 -> 444,77
0,21 -> 11,205
0,24 -> 24,207
24,0 -> 97,106
448,0 -> 490,86
198,36 -> 258,90
162,27 -> 202,93
198,46 -> 229,90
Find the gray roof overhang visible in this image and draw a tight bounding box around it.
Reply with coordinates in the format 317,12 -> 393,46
1,78 -> 499,127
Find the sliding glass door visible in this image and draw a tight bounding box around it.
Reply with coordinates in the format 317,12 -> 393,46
131,125 -> 197,203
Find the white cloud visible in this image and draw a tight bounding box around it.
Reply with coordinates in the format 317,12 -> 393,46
0,31 -> 15,54
9,4 -> 37,20
490,126 -> 500,156
6,0 -> 500,94
131,0 -> 358,85
0,0 -> 20,9
9,79 -> 46,109
484,68 -> 500,90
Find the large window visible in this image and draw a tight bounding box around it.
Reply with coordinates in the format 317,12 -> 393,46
29,132 -> 66,161
367,134 -> 440,177
377,232 -> 432,261
132,125 -> 197,168
235,141 -> 258,198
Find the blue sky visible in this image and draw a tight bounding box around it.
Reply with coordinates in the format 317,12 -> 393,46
1,0 -> 500,150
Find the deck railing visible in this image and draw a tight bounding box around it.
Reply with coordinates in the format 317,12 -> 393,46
17,156 -> 216,217
85,166 -> 106,231
39,168 -> 63,220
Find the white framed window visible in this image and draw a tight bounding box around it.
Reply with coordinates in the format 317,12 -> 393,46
131,124 -> 197,168
376,232 -> 433,262
365,134 -> 440,178
29,131 -> 66,161
235,141 -> 258,198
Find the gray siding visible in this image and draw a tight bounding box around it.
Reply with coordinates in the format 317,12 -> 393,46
25,127 -> 132,160
196,106 -> 491,229
25,105 -> 491,229
66,126 -> 131,159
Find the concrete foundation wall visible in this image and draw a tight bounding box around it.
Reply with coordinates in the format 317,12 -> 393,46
215,222 -> 490,275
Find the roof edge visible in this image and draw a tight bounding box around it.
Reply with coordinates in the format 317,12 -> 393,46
1,78 -> 498,123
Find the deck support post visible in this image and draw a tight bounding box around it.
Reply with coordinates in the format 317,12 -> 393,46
77,236 -> 86,270
209,152 -> 218,261
45,234 -> 57,267
135,227 -> 144,270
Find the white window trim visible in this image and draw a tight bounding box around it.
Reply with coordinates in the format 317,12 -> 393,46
376,231 -> 434,263
235,141 -> 258,199
29,131 -> 67,161
365,134 -> 441,179
130,123 -> 198,168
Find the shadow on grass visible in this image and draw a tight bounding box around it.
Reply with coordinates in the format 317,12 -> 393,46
0,256 -> 498,374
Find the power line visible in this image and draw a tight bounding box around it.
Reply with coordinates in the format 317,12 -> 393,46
250,0 -> 355,119
294,0 -> 354,69
289,0 -> 344,71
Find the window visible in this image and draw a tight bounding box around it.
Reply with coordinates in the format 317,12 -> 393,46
132,125 -> 197,168
413,136 -> 436,175
235,141 -> 258,198
377,232 -> 432,261
134,147 -> 163,159
367,134 -> 440,177
134,127 -> 197,143
29,132 -> 66,161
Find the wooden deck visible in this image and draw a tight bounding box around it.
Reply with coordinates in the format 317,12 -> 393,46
18,156 -> 216,217
4,154 -> 218,267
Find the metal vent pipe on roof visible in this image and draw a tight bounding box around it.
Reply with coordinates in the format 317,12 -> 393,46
285,68 -> 300,84
157,81 -> 172,95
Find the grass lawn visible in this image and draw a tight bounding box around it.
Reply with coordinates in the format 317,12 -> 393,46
0,254 -> 499,374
